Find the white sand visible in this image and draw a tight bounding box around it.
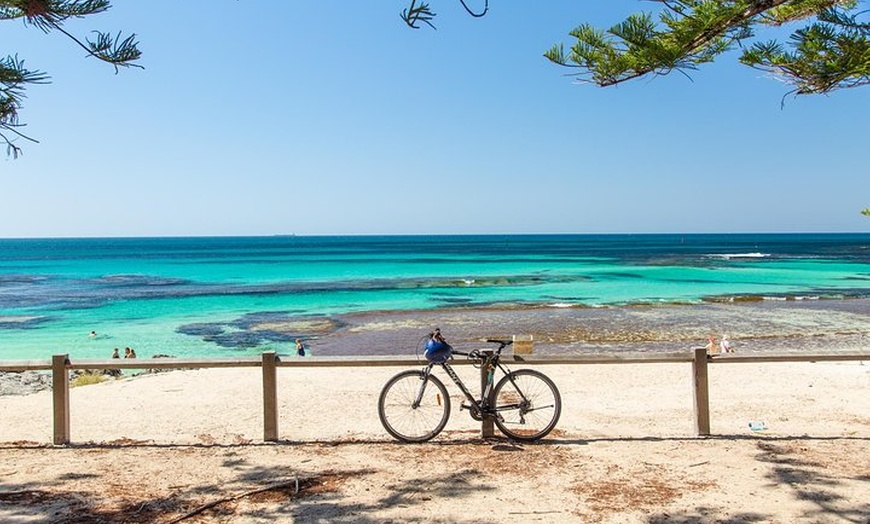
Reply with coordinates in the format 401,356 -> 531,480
1,360 -> 868,523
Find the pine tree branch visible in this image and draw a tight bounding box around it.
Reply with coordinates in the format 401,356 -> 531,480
458,0 -> 488,18
546,0 -> 867,96
1,55 -> 48,157
741,7 -> 869,94
401,0 -> 436,29
1,0 -> 141,156
400,0 -> 488,29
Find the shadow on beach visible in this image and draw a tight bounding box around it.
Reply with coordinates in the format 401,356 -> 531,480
1,434 -> 868,523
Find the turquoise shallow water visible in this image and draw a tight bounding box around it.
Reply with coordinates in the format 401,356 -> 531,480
1,234 -> 869,360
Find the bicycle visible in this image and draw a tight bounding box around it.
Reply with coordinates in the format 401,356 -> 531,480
378,335 -> 562,443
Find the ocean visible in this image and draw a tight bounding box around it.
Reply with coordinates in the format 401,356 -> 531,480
1,234 -> 869,360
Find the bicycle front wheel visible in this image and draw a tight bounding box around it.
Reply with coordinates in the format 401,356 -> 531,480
378,370 -> 451,443
492,369 -> 561,441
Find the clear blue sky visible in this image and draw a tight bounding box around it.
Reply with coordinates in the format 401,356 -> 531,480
2,1 -> 868,237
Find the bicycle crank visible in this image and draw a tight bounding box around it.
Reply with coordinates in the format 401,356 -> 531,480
460,402 -> 483,421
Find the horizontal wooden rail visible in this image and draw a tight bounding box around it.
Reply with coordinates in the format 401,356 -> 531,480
0,361 -> 56,372
0,352 -> 700,372
1,355 -> 448,371
1,350 -> 868,445
706,353 -> 870,364
4,351 -> 867,373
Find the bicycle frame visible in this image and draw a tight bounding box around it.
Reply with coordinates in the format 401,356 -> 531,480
413,347 -> 529,416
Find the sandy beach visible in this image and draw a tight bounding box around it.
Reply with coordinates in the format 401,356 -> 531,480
1,358 -> 868,523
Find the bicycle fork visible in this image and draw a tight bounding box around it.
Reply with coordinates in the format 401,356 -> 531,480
412,364 -> 437,409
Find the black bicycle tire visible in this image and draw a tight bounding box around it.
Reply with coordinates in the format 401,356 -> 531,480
378,369 -> 451,443
491,369 -> 561,441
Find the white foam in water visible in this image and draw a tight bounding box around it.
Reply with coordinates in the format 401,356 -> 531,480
708,252 -> 771,259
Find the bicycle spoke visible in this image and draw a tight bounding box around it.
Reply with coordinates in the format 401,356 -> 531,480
492,369 -> 561,441
378,370 -> 450,442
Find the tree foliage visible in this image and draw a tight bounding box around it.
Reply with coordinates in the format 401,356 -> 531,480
401,0 -> 489,29
544,0 -> 869,98
1,0 -> 141,157
403,1 -> 870,98
407,1 -> 869,217
5,2 -> 869,158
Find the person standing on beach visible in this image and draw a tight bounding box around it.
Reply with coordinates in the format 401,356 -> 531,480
705,334 -> 718,355
295,339 -> 306,357
109,348 -> 121,376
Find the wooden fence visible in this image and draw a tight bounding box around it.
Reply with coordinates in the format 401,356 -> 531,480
1,349 -> 868,445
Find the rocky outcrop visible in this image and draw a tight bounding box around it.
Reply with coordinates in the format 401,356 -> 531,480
0,371 -> 52,396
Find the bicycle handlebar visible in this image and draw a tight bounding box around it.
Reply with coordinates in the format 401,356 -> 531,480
451,339 -> 513,361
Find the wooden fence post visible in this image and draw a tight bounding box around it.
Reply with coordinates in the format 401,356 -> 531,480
52,354 -> 70,445
692,347 -> 711,436
480,350 -> 495,438
262,351 -> 279,442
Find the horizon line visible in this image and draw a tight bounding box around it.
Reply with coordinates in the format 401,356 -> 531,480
2,231 -> 870,241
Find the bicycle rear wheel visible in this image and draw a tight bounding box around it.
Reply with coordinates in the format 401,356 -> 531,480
492,369 -> 561,441
378,370 -> 451,443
